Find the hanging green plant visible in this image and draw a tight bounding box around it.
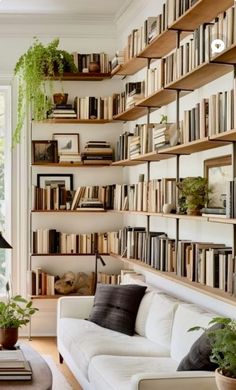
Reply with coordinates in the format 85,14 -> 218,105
13,37 -> 77,145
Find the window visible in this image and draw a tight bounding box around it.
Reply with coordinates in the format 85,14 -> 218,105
0,86 -> 11,293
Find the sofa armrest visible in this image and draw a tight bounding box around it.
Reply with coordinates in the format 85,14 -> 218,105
57,296 -> 94,320
131,371 -> 216,390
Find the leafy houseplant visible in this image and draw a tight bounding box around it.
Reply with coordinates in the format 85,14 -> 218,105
177,176 -> 210,215
13,37 -> 77,145
190,317 -> 236,390
0,283 -> 38,348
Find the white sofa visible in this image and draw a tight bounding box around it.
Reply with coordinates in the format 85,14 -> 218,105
57,285 -> 217,390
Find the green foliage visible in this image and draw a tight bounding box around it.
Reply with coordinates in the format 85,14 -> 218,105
13,37 -> 77,145
0,284 -> 38,328
177,176 -> 210,211
160,114 -> 168,124
189,317 -> 236,378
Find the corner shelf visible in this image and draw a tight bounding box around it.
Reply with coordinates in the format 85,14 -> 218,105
52,72 -> 111,81
41,119 -> 113,124
110,253 -> 236,306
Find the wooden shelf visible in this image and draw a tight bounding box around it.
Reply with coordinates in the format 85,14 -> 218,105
112,150 -> 175,166
31,210 -> 107,213
170,0 -> 234,31
211,42 -> 236,65
110,253 -> 236,306
165,62 -> 232,91
42,118 -> 113,124
210,129 -> 236,142
31,162 -> 115,168
52,72 -> 111,81
113,106 -> 148,121
31,253 -> 109,256
208,217 -> 236,225
31,295 -> 63,299
111,57 -> 147,76
112,159 -> 146,167
137,88 -> 178,108
159,137 -> 229,155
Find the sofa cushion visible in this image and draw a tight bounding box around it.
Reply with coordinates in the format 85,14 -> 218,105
88,355 -> 179,390
88,284 -> 147,336
145,293 -> 180,348
171,304 -> 214,362
177,324 -> 222,371
135,291 -> 154,336
58,318 -> 170,379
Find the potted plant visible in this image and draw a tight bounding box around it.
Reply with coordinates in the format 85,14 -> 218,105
0,283 -> 38,348
190,317 -> 236,390
177,176 -> 210,215
13,37 -> 77,145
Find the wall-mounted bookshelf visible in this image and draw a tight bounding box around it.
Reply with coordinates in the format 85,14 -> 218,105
53,72 -> 111,81
113,106 -> 148,121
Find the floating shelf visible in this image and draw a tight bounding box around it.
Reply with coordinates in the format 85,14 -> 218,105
113,106 -> 148,121
31,253 -> 110,257
137,89 -> 178,108
31,210 -> 107,213
159,137 -> 230,155
52,72 -> 111,81
211,42 -> 236,65
110,253 -> 236,306
111,57 -> 147,76
165,62 -> 232,91
41,119 -> 113,124
210,129 -> 236,142
112,159 -> 146,167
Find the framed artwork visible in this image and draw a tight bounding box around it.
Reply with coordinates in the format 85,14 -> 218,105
204,155 -> 232,208
32,140 -> 58,163
37,174 -> 73,190
53,133 -> 80,155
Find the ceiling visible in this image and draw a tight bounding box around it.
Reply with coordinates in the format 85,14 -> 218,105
0,0 -> 133,18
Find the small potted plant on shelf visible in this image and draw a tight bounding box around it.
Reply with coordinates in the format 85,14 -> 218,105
190,317 -> 236,390
177,176 -> 209,216
13,37 -> 77,145
0,282 -> 38,349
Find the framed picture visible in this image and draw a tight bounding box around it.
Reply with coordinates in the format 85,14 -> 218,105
204,155 -> 232,208
53,133 -> 80,155
32,141 -> 58,163
37,174 -> 73,190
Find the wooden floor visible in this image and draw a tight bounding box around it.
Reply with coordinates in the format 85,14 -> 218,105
21,337 -> 83,390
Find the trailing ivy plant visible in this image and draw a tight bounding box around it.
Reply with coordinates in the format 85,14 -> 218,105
13,37 -> 77,145
189,317 -> 236,378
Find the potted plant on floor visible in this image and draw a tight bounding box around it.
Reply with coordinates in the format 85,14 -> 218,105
13,37 -> 77,145
177,176 -> 210,215
190,317 -> 236,390
0,282 -> 38,349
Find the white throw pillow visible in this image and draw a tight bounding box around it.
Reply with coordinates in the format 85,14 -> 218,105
135,291 -> 154,336
145,293 -> 180,348
171,304 -> 215,362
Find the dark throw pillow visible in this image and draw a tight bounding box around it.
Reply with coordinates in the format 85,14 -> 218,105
177,324 -> 223,371
88,284 -> 147,336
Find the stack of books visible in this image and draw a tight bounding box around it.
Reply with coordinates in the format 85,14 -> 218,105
82,141 -> 113,165
0,349 -> 32,380
125,82 -> 145,109
78,198 -> 105,210
74,96 -> 113,120
49,104 -> 77,119
59,154 -> 81,163
72,52 -> 111,73
111,50 -> 125,71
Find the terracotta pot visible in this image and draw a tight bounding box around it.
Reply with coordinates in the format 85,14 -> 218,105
187,207 -> 201,216
215,368 -> 236,390
89,62 -> 100,73
53,93 -> 68,105
0,328 -> 18,349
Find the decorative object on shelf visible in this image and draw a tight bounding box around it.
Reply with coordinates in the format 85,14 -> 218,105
13,37 -> 77,145
160,114 -> 168,124
189,317 -> 236,390
177,177 -> 210,216
37,173 -> 73,191
32,140 -> 58,164
53,93 -> 68,105
89,61 -> 100,73
53,133 -> 80,155
54,271 -> 94,295
0,282 -> 38,349
163,203 -> 175,214
204,155 -> 232,209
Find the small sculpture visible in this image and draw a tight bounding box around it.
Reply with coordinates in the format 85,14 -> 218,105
54,271 -> 94,295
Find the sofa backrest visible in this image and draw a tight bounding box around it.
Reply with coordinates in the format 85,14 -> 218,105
170,303 -> 215,362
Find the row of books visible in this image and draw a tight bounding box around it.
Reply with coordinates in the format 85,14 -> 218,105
74,96 -> 113,120
110,226 -> 236,293
72,52 -> 110,73
164,5 -> 236,85
81,140 -> 113,165
97,272 -> 120,285
115,123 -> 176,161
145,65 -> 164,97
28,268 -> 56,295
120,0 -> 198,63
49,103 -> 77,119
0,350 -> 32,381
111,50 -> 125,71
32,230 -> 111,254
33,184 -> 115,211
113,82 -> 145,115
181,84 -> 236,143
114,177 -> 176,213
